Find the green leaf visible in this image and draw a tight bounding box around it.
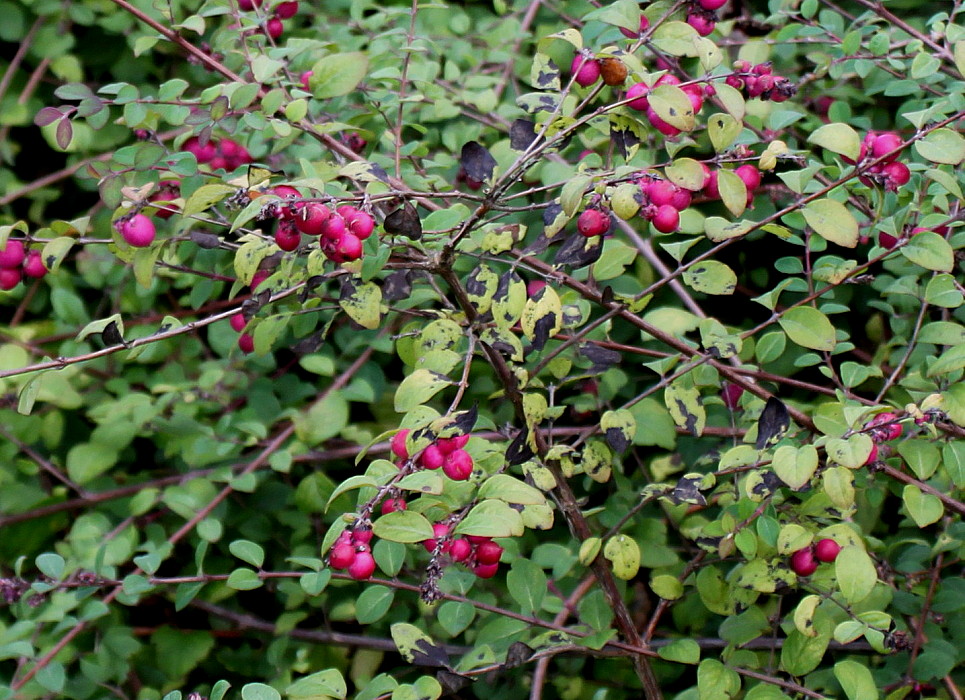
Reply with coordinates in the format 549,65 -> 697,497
227,568 -> 263,591
36,552 -> 66,580
437,601 -> 475,637
506,558 -> 546,615
914,128 -> 965,165
683,260 -> 737,295
834,660 -> 879,700
650,574 -> 683,600
455,500 -> 524,538
778,306 -> 836,351
772,444 -> 818,489
707,113 -> 741,152
356,586 -> 395,624
477,474 -> 546,504
394,369 -> 454,413
924,274 -> 963,308
717,169 -> 747,217
241,683 -> 280,700
928,344 -> 965,376
372,510 -> 434,543
286,670 -> 346,699
781,629 -> 830,676
603,534 -> 640,580
901,231 -> 954,272
902,484 -> 943,527
835,545 -> 877,604
793,595 -> 822,637
294,392 -> 349,446
228,540 -> 265,569
803,198 -> 858,248
339,279 -> 383,330
658,638 -> 699,664
649,84 -> 696,131
183,184 -> 235,218
897,440 -> 940,480
808,122 -> 861,162
697,659 -> 741,699
309,53 -> 368,99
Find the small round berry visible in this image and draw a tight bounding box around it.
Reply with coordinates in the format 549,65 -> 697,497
299,71 -> 313,91
687,12 -> 715,36
381,498 -> 407,515
183,136 -> 217,164
238,333 -> 255,354
274,220 -> 301,251
702,169 -> 720,199
864,443 -> 879,465
265,17 -> 284,39
437,434 -> 470,454
571,54 -> 601,87
475,540 -> 504,565
645,180 -> 677,207
348,551 -> 376,580
295,202 -> 331,236
319,213 -> 347,241
790,547 -> 818,576
250,270 -> 270,290
882,161 -> 910,190
150,180 -> 181,219
652,204 -> 680,234
682,84 -> 704,113
619,15 -> 650,39
230,313 -> 247,332
442,449 -> 474,481
423,522 -> 450,552
449,538 -> 472,562
527,280 -> 546,297
391,428 -> 411,459
735,164 -> 762,192
814,539 -> 842,563
352,528 -> 374,546
274,1 -> 298,18
0,239 -> 26,268
577,208 -> 610,238
645,106 -> 681,137
669,187 -> 692,211
118,214 -> 157,248
473,562 -> 499,579
697,0 -> 727,9
625,82 -> 650,111
0,268 -> 22,291
599,56 -> 629,87
346,211 -> 375,239
236,0 -> 263,9
329,543 -> 355,569
654,74 -> 681,87
872,132 -> 903,163
336,232 -> 363,261
22,251 -> 47,279
420,444 -> 445,470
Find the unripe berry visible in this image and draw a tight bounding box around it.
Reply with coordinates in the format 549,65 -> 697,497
420,444 -> 445,470
0,239 -> 25,268
790,547 -> 818,576
22,251 -> 47,279
391,428 -> 411,459
577,208 -> 610,238
230,313 -> 247,332
473,562 -> 499,579
475,540 -> 504,565
437,434 -> 470,454
571,54 -> 601,87
295,202 -> 331,236
0,268 -> 21,291
348,550 -> 376,580
442,449 -> 473,480
238,333 -> 255,353
652,204 -> 680,233
118,214 -> 157,248
625,82 -> 650,110
328,542 -> 356,569
381,498 -> 407,515
449,538 -> 472,562
814,539 -> 841,563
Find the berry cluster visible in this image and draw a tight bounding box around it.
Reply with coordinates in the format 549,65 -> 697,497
635,174 -> 697,233
422,523 -> 504,579
0,240 -> 46,291
328,527 -> 377,580
725,61 -> 796,103
391,429 -> 474,481
269,187 -> 376,262
624,74 -> 707,137
701,162 -> 762,208
848,131 -> 910,192
878,224 -> 949,250
789,538 -> 842,576
236,0 -> 299,40
183,136 -> 253,171
149,180 -> 181,219
861,411 -> 905,464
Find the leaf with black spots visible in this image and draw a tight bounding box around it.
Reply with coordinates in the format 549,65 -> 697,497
465,264 -> 499,315
506,429 -> 534,465
756,397 -> 790,449
190,230 -> 222,249
430,405 -> 478,438
579,343 -> 622,374
510,119 -> 539,151
391,623 -> 450,669
491,270 -> 527,330
670,474 -> 709,506
384,203 -> 422,239
437,670 -> 472,695
601,409 -> 635,453
530,53 -> 560,90
291,332 -> 324,356
101,321 -> 126,347
665,383 -> 706,436
504,642 -> 535,669
554,233 -> 602,268
521,285 -> 562,352
382,270 -> 413,302
298,275 -> 327,302
460,141 -> 497,183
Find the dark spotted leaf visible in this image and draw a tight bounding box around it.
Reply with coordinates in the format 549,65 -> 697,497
101,321 -> 126,347
382,270 -> 413,302
510,119 -> 538,151
504,642 -> 534,669
579,343 -> 621,374
460,141 -> 497,183
190,230 -> 222,249
601,409 -> 635,453
756,397 -> 791,449
390,623 -> 450,668
383,203 -> 422,239
554,233 -> 602,268
506,429 -> 534,465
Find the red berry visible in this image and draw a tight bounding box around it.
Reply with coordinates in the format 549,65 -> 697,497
348,551 -> 376,580
319,213 -> 347,241
698,0 -> 727,9
571,54 -> 601,87
752,62 -> 773,76
864,443 -> 879,465
150,180 -> 181,219
391,428 -> 411,459
645,106 -> 680,136
423,522 -> 450,552
466,535 -> 490,545
735,164 -> 762,192
236,0 -> 263,9
238,333 -> 255,353
250,270 -> 269,290
299,71 -> 313,91
670,187 -> 692,211
527,280 -> 546,297
265,17 -> 284,39
381,498 -> 407,515
882,161 -> 910,190
878,231 -> 899,249
703,169 -> 720,199
294,202 -> 331,236
872,132 -> 903,162
619,15 -> 650,38
0,239 -> 25,268
625,82 -> 650,110
336,232 -> 363,261
790,547 -> 818,576
271,184 -> 301,218
814,539 -> 842,563
274,220 -> 301,251
654,74 -> 681,87
22,251 -> 47,279
437,434 -> 470,454
346,211 -> 375,239
0,268 -> 21,291
449,538 -> 472,562
183,136 -> 217,163
645,179 -> 677,207
352,528 -> 374,545
274,1 -> 298,18
442,449 -> 473,481
867,412 -> 903,441
230,313 -> 247,332
577,208 -> 610,237
329,542 -> 355,569
420,444 -> 445,470
473,562 -> 499,579
651,204 -> 680,234
687,12 -> 715,36
475,540 -> 503,565
722,383 -> 744,410
118,214 -> 156,248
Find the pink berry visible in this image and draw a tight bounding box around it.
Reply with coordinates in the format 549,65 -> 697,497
652,204 -> 680,233
670,187 -> 692,211
619,15 -> 650,39
473,562 -> 499,579
238,333 -> 255,353
420,444 -> 445,470
274,220 -> 301,251
0,268 -> 21,291
236,0 -> 263,9
625,82 -> 650,111
346,211 -> 375,239
687,12 -> 715,36
790,547 -> 818,576
352,528 -> 374,546
423,522 -> 450,552
437,434 -> 470,454
319,213 -> 347,241
698,0 -> 727,9
22,251 -> 47,279
571,54 -> 601,87
882,161 -> 910,191
381,498 -> 407,515
329,542 -> 355,569
295,202 -> 331,236
336,232 -> 363,261
654,74 -> 681,87
230,313 -> 247,332
250,270 -> 269,290
645,106 -> 680,137
722,383 -> 744,410
265,17 -> 284,39
703,169 -> 720,199
645,180 -> 677,207
274,1 -> 298,18
299,71 -> 313,91
682,84 -> 704,113
391,429 -> 411,459
475,540 -> 503,565
872,132 -> 903,162
348,550 -> 376,580
150,180 -> 181,219
449,538 -> 472,562
442,449 -> 473,481
577,208 -> 610,237
0,239 -> 25,268
118,214 -> 156,248
752,62 -> 773,76
527,280 -> 546,297
814,539 -> 842,563
183,136 -> 217,164
466,535 -> 490,545
735,164 -> 762,192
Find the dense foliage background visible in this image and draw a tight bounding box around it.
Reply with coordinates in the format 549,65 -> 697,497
0,0 -> 963,698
